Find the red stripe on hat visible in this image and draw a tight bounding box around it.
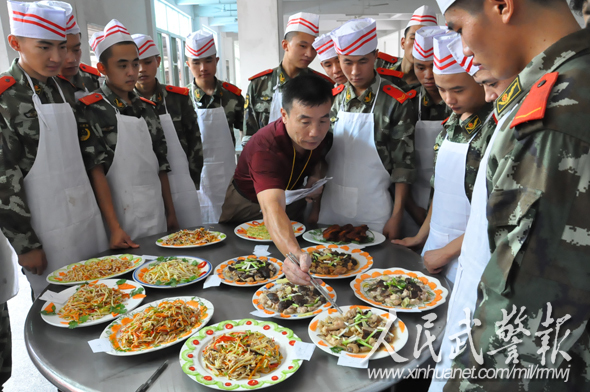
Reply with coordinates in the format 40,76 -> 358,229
414,42 -> 433,55
12,17 -> 65,38
410,16 -> 437,23
195,38 -> 215,56
337,32 -> 377,55
186,45 -> 198,56
315,39 -> 333,52
336,27 -> 376,54
434,59 -> 458,70
288,17 -> 319,30
318,45 -> 334,55
106,23 -> 129,34
105,28 -> 131,38
138,40 -> 154,51
12,11 -> 65,32
434,53 -> 454,64
139,42 -> 156,55
66,21 -> 77,30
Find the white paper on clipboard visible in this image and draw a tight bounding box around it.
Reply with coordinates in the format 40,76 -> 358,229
284,177 -> 332,205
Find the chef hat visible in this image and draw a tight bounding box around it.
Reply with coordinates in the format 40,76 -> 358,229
406,5 -> 438,31
37,1 -> 79,35
331,18 -> 377,56
89,19 -> 134,62
8,1 -> 67,40
447,36 -> 480,76
132,34 -> 160,60
436,0 -> 457,15
185,30 -> 216,59
412,26 -> 447,62
433,31 -> 465,75
312,33 -> 337,62
285,12 -> 320,38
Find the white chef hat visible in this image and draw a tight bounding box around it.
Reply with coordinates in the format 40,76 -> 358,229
433,31 -> 465,75
437,0 -> 457,15
406,5 -> 438,31
89,19 -> 134,62
447,36 -> 480,76
285,12 -> 320,38
412,26 -> 447,62
37,1 -> 79,35
8,1 -> 67,40
312,33 -> 337,62
331,18 -> 377,56
132,34 -> 160,60
185,30 -> 216,59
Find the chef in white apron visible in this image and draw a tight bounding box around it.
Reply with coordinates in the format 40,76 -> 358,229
185,30 -> 237,224
132,34 -> 202,229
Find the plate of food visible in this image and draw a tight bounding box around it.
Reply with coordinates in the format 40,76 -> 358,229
216,256 -> 284,287
99,296 -> 213,356
302,224 -> 386,248
132,256 -> 212,289
234,220 -> 305,242
179,319 -> 302,390
156,228 -> 226,248
40,279 -> 146,329
251,279 -> 337,319
301,245 -> 373,279
308,305 -> 408,359
350,268 -> 449,312
46,254 -> 144,285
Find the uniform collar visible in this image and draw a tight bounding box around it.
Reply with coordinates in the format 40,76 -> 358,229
150,78 -> 165,105
344,73 -> 380,106
450,102 -> 493,137
101,81 -> 141,110
275,64 -> 311,87
191,77 -> 222,102
10,58 -> 57,94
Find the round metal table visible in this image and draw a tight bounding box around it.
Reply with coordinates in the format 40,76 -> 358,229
25,224 -> 450,392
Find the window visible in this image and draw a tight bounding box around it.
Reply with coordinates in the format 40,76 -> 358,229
154,0 -> 192,86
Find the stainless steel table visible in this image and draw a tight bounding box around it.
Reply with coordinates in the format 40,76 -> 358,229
25,224 -> 450,392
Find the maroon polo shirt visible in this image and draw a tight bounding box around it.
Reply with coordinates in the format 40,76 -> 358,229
233,119 -> 333,203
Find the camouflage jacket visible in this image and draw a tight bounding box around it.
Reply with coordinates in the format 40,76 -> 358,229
331,74 -> 416,184
0,59 -> 98,254
76,82 -> 170,173
430,102 -> 493,201
138,79 -> 203,188
375,54 -> 421,92
56,63 -> 101,106
409,85 -> 452,123
188,78 -> 244,146
446,26 -> 590,391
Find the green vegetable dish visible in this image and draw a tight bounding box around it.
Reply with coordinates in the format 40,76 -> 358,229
362,276 -> 435,308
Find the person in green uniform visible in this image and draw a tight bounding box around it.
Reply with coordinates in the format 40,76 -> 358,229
312,32 -> 348,85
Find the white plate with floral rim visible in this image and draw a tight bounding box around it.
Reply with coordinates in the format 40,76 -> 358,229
251,279 -> 337,320
350,267 -> 449,313
179,319 -> 302,390
99,296 -> 214,356
234,220 -> 305,242
156,229 -> 227,248
302,227 -> 386,248
215,256 -> 284,287
40,279 -> 146,329
308,305 -> 409,360
46,254 -> 145,285
301,245 -> 374,279
132,256 -> 212,289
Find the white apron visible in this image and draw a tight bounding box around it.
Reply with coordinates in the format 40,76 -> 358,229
268,82 -> 282,123
104,101 -> 166,240
159,99 -> 202,228
194,102 -> 236,224
318,84 -> 393,233
430,111 -> 510,392
22,74 -> 108,297
0,233 -> 18,303
421,131 -> 478,284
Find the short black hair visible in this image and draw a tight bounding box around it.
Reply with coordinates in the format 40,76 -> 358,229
284,31 -> 298,42
452,0 -> 585,13
99,41 -> 137,64
282,74 -> 334,114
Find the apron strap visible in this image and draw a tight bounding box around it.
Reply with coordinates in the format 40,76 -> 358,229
51,77 -> 67,103
418,91 -> 423,121
162,93 -> 170,114
101,94 -> 120,113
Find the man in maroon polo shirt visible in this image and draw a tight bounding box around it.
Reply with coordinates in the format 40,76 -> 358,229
220,74 -> 333,260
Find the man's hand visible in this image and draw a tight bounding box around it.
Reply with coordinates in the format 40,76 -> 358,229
423,247 -> 452,274
110,226 -> 139,249
283,251 -> 312,286
382,215 -> 401,240
18,249 -> 48,275
167,213 -> 180,232
392,235 -> 424,248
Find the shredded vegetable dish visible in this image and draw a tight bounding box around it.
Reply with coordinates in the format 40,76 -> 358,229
202,331 -> 282,380
139,257 -> 207,286
110,299 -> 203,351
58,256 -> 136,282
161,228 -> 220,246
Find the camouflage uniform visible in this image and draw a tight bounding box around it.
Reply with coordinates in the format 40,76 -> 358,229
76,82 -> 170,173
137,79 -> 203,188
446,27 -> 590,391
0,303 -> 10,388
188,78 -> 244,145
409,85 -> 452,123
331,74 -> 416,183
430,102 -> 493,201
56,63 -> 101,106
375,54 -> 421,92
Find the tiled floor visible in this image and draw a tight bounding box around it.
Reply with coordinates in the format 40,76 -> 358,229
4,273 -> 55,392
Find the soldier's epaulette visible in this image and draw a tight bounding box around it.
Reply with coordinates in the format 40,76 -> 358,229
140,97 -> 156,106
376,68 -> 404,79
442,116 -> 450,125
57,74 -> 70,82
406,89 -> 417,100
510,72 -> 558,129
79,63 -> 100,77
79,93 -> 103,105
312,70 -> 334,84
383,85 -> 409,104
0,76 -> 16,96
378,52 -> 398,64
332,84 -> 345,96
248,69 -> 273,81
222,81 -> 242,96
165,85 -> 189,96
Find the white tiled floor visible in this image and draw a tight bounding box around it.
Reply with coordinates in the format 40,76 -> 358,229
4,273 -> 55,392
